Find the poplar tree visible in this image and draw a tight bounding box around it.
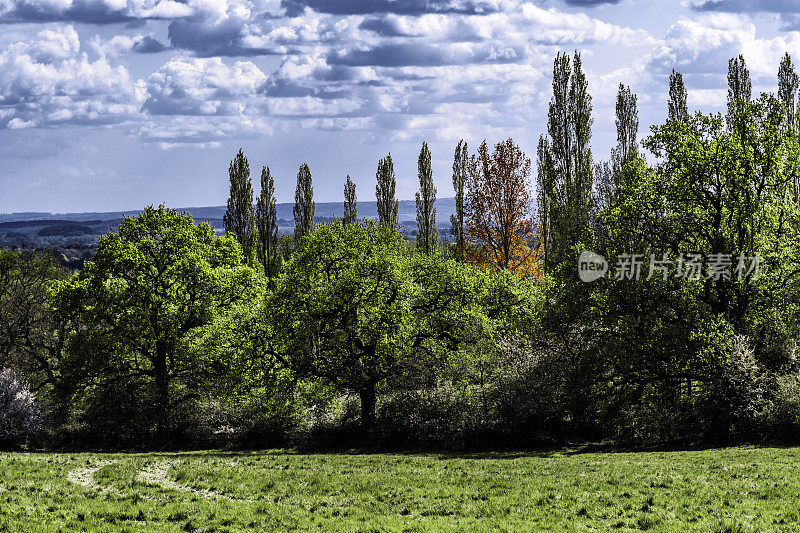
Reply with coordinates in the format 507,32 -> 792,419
537,51 -> 594,271
344,175 -> 357,225
293,163 -> 315,242
615,84 -> 639,165
415,142 -> 437,254
376,154 -> 399,229
256,165 -> 279,288
778,52 -> 799,129
450,140 -> 468,260
727,54 -> 751,130
223,148 -> 255,264
668,69 -> 688,121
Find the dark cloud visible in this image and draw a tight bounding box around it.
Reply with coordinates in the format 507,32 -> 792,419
327,43 -> 524,67
133,36 -> 168,54
1,0 -> 130,24
563,0 -> 621,5
259,79 -> 349,99
281,0 -> 498,17
167,20 -> 275,57
358,17 -> 413,36
688,0 -> 800,12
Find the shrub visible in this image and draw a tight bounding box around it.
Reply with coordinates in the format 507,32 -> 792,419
0,368 -> 45,448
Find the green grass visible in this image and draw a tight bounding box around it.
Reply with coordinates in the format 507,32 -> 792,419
1,447 -> 800,531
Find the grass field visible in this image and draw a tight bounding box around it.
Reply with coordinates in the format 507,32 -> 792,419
1,447 -> 799,532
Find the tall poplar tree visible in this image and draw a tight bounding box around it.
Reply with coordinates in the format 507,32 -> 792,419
668,69 -> 688,121
778,52 -> 799,129
344,175 -> 357,225
223,148 -> 255,264
727,54 -> 752,129
615,84 -> 639,164
376,154 -> 399,229
415,142 -> 437,254
294,163 -> 315,242
256,165 -> 279,288
537,51 -> 594,271
450,140 -> 468,260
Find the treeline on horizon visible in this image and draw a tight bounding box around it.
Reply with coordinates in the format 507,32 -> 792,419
3,51 -> 800,450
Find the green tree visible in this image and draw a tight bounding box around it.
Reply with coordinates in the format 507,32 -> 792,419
415,142 -> 437,254
376,154 -> 399,229
538,51 -> 594,272
256,166 -> 279,289
778,52 -> 799,129
727,54 -> 751,131
0,251 -> 70,392
53,206 -> 262,443
344,174 -> 357,225
450,139 -> 468,260
668,69 -> 688,122
265,221 -> 411,428
223,149 -> 255,265
294,163 -> 315,243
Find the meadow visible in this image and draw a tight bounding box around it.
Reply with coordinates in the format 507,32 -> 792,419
1,447 -> 799,532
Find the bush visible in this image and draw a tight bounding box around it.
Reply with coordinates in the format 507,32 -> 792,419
0,369 -> 45,448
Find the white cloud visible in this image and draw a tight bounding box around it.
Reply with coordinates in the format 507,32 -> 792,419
0,25 -> 140,129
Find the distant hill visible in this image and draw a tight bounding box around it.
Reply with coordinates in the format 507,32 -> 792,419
0,198 -> 459,256
0,198 -> 458,231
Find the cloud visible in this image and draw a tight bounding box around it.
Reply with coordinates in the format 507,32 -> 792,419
280,0 -> 500,17
141,57 -> 267,116
0,0 -> 193,24
0,25 -> 141,129
90,33 -> 167,57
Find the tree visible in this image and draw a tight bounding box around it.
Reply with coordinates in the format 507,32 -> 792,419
538,51 -> 594,272
293,163 -> 315,242
0,251 -> 70,392
256,166 -> 279,289
265,222 -> 412,428
263,221 -> 527,430
344,174 -> 357,225
466,139 -> 536,274
450,139 -> 468,260
223,149 -> 255,265
668,69 -> 688,122
727,54 -> 752,129
615,84 -> 639,164
598,84 -> 640,209
415,142 -> 437,254
376,154 -> 399,230
778,52 -> 799,129
53,206 -> 262,444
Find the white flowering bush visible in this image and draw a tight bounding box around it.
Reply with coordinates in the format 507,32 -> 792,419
0,368 -> 44,447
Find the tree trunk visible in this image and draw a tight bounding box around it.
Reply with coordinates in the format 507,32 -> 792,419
153,342 -> 170,445
359,383 -> 377,430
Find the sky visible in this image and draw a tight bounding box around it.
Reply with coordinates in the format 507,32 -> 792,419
1,0 -> 800,212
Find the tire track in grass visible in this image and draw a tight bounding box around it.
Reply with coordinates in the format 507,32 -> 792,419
136,460 -> 252,502
67,459 -> 118,492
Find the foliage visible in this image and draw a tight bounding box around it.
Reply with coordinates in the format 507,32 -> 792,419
0,250 -> 69,394
52,206 -> 263,445
256,165 -> 279,288
223,149 -> 256,265
450,139 -> 468,261
465,139 -> 538,277
293,163 -> 315,243
375,153 -> 399,229
0,368 -> 44,448
343,174 -> 357,225
415,141 -> 437,255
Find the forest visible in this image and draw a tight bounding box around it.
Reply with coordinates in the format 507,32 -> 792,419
3,50 -> 800,451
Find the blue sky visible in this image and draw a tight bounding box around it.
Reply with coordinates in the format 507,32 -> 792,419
0,0 -> 798,212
